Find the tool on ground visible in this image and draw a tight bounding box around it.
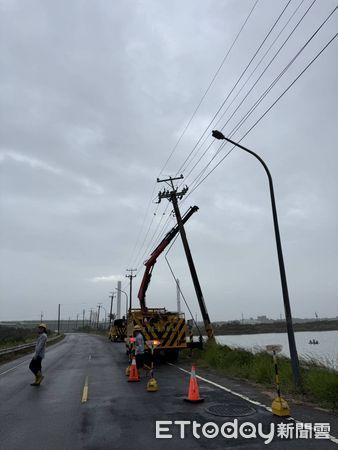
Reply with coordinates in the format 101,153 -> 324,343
146,339 -> 160,392
184,365 -> 204,403
128,356 -> 140,382
266,344 -> 290,417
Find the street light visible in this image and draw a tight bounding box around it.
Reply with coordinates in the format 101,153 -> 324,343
212,130 -> 301,389
116,288 -> 129,318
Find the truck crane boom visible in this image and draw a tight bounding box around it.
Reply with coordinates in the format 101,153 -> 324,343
137,205 -> 198,313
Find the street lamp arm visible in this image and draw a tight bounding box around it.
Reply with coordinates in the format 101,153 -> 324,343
115,288 -> 129,318
212,130 -> 272,180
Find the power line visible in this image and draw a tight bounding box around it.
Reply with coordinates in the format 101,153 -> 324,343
158,0 -> 260,178
186,31 -> 337,197
125,1 -> 335,290
176,0 -> 293,177
124,185 -> 159,270
132,1 -> 293,270
181,0 -> 313,180
184,0 -> 330,191
165,236 -> 203,335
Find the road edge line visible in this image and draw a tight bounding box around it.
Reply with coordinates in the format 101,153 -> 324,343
169,363 -> 338,445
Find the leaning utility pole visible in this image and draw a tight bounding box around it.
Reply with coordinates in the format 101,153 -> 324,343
157,175 -> 214,341
126,269 -> 137,311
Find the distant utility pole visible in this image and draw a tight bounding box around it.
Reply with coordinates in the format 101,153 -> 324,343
40,311 -> 43,323
126,269 -> 137,311
82,309 -> 85,328
57,304 -> 61,335
109,292 -> 115,324
76,313 -> 79,329
157,174 -> 214,341
97,304 -> 102,329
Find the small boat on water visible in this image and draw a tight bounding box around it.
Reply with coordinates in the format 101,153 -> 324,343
308,339 -> 319,344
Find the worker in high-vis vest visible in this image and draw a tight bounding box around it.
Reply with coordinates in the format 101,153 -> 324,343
134,325 -> 144,370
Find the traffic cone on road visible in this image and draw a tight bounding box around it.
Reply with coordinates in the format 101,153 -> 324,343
183,365 -> 204,403
128,356 -> 140,382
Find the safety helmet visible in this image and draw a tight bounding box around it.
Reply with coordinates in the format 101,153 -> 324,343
38,323 -> 47,330
133,325 -> 142,331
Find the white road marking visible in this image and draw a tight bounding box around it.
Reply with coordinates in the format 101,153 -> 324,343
170,364 -> 272,411
0,360 -> 29,377
82,376 -> 89,403
170,363 -> 338,445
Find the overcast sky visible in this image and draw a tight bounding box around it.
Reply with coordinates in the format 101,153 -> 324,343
1,0 -> 337,324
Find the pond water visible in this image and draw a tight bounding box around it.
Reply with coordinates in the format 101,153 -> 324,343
216,330 -> 338,370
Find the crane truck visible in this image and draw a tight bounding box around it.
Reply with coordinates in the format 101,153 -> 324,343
126,205 -> 214,361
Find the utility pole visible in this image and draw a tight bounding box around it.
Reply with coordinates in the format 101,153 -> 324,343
109,292 -> 115,324
126,269 -> 137,311
157,175 -> 214,341
82,309 -> 85,328
76,313 -> 79,329
176,278 -> 181,313
57,304 -> 61,334
40,311 -> 43,323
97,304 -> 101,329
116,281 -> 121,319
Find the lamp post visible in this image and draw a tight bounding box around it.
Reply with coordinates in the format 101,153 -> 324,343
116,288 -> 128,318
212,130 -> 301,389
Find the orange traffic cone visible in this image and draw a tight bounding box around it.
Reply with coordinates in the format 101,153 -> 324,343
128,356 -> 140,382
184,365 -> 204,403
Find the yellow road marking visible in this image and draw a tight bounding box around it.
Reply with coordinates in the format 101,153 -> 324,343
81,376 -> 89,403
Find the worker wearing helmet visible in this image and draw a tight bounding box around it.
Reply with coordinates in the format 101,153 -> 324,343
29,323 -> 48,386
134,325 -> 144,370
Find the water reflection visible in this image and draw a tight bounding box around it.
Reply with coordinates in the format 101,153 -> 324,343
216,330 -> 338,370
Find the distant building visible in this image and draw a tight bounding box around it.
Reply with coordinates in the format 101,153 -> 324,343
256,315 -> 273,324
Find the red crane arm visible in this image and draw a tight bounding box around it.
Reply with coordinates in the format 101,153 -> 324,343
137,206 -> 198,312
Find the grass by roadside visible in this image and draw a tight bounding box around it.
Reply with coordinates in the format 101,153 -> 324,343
0,329 -> 65,365
0,325 -> 38,349
180,343 -> 338,412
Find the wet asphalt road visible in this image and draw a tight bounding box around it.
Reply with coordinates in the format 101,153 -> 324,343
0,333 -> 336,449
